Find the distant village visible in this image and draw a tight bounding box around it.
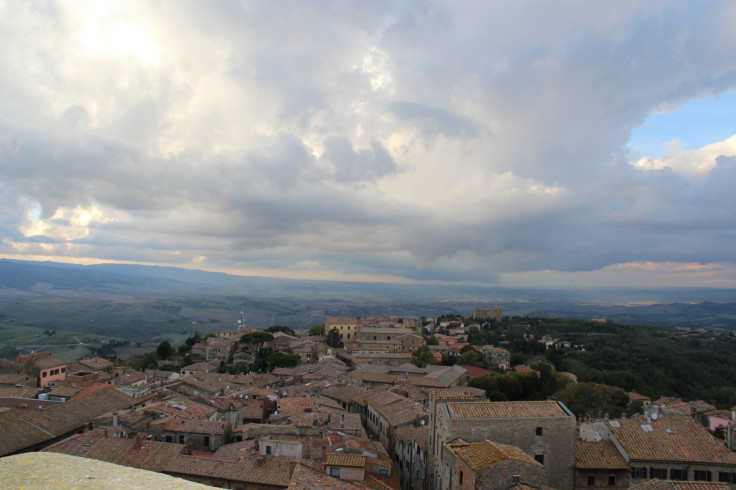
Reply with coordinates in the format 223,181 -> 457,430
1,306 -> 736,489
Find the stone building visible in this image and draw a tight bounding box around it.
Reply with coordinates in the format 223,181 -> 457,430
326,317 -> 359,341
472,305 -> 502,322
580,415 -> 736,487
574,440 -> 629,490
430,399 -> 576,490
443,439 -> 545,490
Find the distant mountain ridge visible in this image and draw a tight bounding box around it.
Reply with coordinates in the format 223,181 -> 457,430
1,259 -> 735,331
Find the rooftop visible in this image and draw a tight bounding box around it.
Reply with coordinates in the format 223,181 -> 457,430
452,440 -> 541,469
325,453 -> 366,468
608,416 -> 736,464
575,440 -> 628,470
445,400 -> 570,420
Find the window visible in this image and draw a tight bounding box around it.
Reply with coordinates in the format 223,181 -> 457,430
204,436 -> 210,447
608,476 -> 616,486
694,471 -> 712,482
719,472 -> 736,483
536,426 -> 543,436
631,468 -> 647,479
165,436 -> 172,443
670,469 -> 687,481
534,454 -> 544,465
265,445 -> 271,455
179,435 -> 185,443
650,468 -> 667,479
379,469 -> 389,477
42,371 -> 47,377
587,475 -> 596,486
61,367 -> 65,373
330,467 -> 340,477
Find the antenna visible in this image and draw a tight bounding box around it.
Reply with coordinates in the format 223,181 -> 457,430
651,412 -> 658,420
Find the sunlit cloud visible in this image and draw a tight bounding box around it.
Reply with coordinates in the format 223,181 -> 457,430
632,134 -> 736,178
1,1 -> 736,288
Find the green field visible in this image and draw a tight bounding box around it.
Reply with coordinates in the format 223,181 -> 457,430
0,324 -> 128,362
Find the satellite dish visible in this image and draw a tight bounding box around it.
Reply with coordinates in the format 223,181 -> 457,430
594,432 -> 602,441
651,412 -> 658,420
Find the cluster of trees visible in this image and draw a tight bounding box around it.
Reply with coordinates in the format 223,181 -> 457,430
430,313 -> 736,411
127,327 -> 304,374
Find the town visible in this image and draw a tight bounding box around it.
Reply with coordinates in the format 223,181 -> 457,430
1,307 -> 735,489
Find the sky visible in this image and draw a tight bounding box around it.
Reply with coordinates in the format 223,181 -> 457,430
1,1 -> 736,289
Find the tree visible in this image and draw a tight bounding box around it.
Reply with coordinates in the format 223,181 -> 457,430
130,351 -> 159,371
554,382 -> 629,419
266,326 -> 296,336
326,328 -> 343,348
240,331 -> 274,345
425,335 -> 439,346
308,324 -> 325,336
185,332 -> 201,346
265,352 -> 301,370
457,349 -> 488,368
413,345 -> 436,368
156,340 -> 173,360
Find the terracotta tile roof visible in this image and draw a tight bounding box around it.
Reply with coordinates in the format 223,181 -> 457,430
513,365 -> 534,373
350,372 -> 398,384
278,396 -> 317,414
0,374 -> 33,385
288,463 -> 369,489
393,425 -> 429,450
628,392 -> 651,402
0,386 -> 132,456
365,390 -> 405,409
0,386 -> 39,398
364,473 -> 400,490
431,387 -> 485,401
213,439 -> 257,461
630,480 -> 730,490
575,440 -> 628,470
446,401 -> 570,419
608,415 -> 736,464
458,365 -> 491,377
78,357 -> 114,371
44,434 -> 295,487
453,440 -> 540,469
164,418 -> 228,435
113,371 -> 146,386
375,399 -> 425,428
47,385 -> 81,398
34,356 -> 65,369
325,453 -> 366,468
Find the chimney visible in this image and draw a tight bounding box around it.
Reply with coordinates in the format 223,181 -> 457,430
135,435 -> 144,450
321,445 -> 327,461
113,411 -> 118,427
185,442 -> 194,455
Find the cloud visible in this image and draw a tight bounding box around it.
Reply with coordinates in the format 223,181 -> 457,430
1,1 -> 736,287
389,101 -> 480,139
632,135 -> 736,178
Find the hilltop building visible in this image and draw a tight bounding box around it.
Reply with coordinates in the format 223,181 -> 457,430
472,305 -> 502,322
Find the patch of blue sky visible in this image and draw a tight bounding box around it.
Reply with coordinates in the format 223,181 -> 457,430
628,89 -> 736,159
